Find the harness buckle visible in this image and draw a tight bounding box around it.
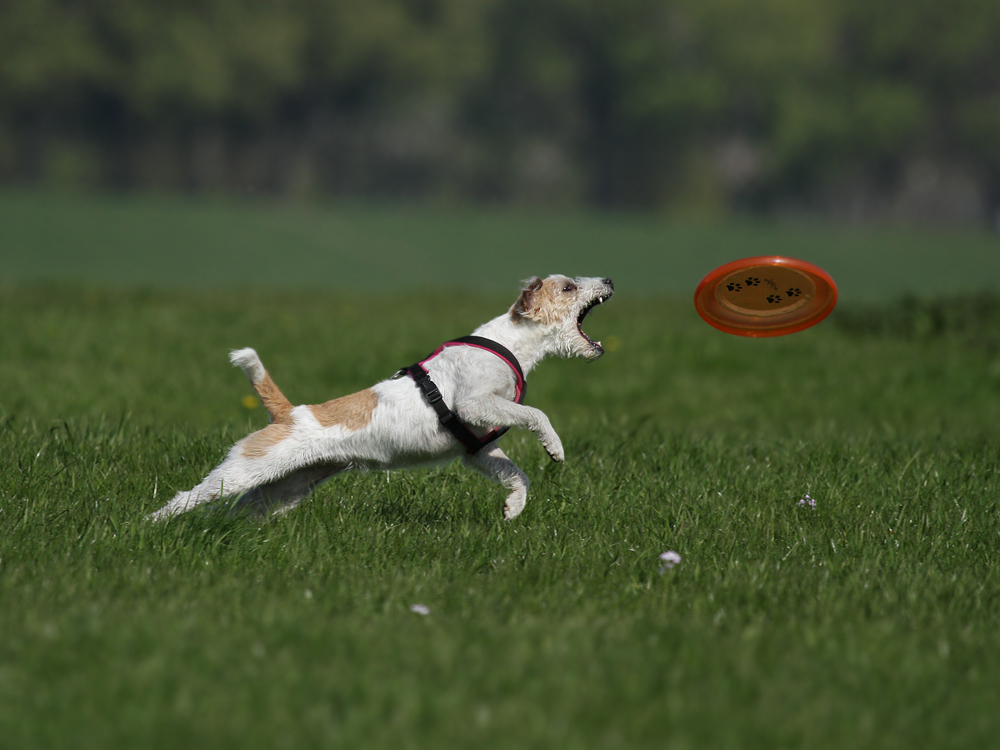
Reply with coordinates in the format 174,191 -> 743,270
423,383 -> 444,405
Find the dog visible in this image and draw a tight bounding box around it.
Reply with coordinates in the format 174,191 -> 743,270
147,275 -> 613,521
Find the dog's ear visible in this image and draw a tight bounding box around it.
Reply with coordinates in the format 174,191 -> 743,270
511,277 -> 544,321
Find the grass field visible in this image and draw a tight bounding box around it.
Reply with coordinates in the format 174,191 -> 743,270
2,193 -> 1000,748
3,189 -> 1000,298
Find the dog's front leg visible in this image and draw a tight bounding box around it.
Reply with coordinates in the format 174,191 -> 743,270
462,442 -> 530,519
455,395 -> 564,462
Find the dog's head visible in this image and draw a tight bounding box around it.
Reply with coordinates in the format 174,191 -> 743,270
510,275 -> 614,359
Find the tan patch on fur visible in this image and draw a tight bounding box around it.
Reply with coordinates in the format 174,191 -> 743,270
511,277 -> 542,321
309,388 -> 378,430
254,371 -> 295,425
512,276 -> 577,324
241,423 -> 292,459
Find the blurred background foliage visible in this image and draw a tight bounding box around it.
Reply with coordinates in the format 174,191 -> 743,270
1,0 -> 999,224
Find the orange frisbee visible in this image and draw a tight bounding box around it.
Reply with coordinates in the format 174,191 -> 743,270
694,256 -> 838,337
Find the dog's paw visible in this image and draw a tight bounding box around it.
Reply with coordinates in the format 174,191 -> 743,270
503,499 -> 526,520
543,435 -> 565,463
502,486 -> 528,520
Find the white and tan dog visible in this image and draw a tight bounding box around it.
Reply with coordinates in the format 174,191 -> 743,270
147,275 -> 613,521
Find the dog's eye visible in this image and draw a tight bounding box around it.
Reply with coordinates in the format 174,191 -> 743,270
562,284 -> 576,293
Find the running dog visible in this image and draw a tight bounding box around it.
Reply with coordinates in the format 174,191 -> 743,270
147,275 -> 613,521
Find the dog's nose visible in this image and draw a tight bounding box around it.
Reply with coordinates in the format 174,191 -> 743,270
602,278 -> 614,289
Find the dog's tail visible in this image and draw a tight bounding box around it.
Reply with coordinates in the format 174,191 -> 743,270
230,348 -> 295,425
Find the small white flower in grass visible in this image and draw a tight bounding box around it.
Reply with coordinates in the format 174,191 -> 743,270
797,494 -> 816,508
410,604 -> 430,616
659,550 -> 682,573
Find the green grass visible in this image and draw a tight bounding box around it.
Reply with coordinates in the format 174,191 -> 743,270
2,193 -> 1000,748
2,189 -> 999,299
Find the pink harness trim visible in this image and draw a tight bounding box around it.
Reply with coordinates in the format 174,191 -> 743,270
401,335 -> 527,453
417,341 -> 525,405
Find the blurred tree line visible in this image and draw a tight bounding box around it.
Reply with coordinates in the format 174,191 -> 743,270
2,0 -> 999,223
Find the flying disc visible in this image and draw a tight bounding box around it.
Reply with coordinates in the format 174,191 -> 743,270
694,256 -> 838,337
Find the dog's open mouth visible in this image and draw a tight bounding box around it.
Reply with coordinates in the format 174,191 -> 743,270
577,290 -> 613,354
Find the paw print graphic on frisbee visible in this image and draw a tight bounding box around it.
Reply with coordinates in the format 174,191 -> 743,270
694,256 -> 838,337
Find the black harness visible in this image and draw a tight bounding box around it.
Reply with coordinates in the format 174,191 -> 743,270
397,335 -> 526,454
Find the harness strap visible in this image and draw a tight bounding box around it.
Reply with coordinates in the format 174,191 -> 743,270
400,336 -> 526,454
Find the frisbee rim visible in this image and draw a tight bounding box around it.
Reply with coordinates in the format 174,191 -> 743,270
694,256 -> 838,337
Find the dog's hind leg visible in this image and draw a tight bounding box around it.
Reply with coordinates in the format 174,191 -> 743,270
230,348 -> 295,425
462,443 -> 530,520
229,464 -> 344,519
146,478 -> 231,521
146,423 -> 293,520
146,455 -> 259,520
146,417 -> 352,521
